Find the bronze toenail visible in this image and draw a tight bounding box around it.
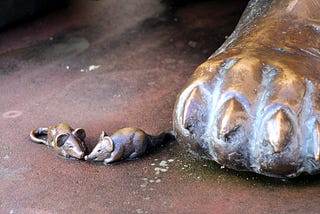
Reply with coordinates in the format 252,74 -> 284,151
266,109 -> 293,153
217,98 -> 248,140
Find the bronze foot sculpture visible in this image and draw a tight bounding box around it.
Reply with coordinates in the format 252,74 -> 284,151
173,0 -> 320,178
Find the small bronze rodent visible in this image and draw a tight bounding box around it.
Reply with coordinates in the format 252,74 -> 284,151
30,123 -> 87,159
84,127 -> 175,164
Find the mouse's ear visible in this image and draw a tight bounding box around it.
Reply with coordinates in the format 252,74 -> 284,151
73,128 -> 86,140
100,131 -> 108,140
55,133 -> 70,147
104,136 -> 114,152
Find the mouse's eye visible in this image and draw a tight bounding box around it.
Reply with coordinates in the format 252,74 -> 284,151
97,149 -> 101,153
68,144 -> 74,149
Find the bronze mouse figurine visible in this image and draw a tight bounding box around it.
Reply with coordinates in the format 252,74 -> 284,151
30,123 -> 87,159
84,127 -> 175,164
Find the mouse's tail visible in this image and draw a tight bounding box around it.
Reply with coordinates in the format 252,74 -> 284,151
29,127 -> 49,145
147,130 -> 176,149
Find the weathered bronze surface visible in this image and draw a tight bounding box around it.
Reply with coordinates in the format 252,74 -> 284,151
173,0 -> 320,178
30,123 -> 87,159
85,128 -> 174,164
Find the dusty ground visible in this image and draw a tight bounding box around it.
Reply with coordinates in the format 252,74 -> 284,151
1,0 -> 320,213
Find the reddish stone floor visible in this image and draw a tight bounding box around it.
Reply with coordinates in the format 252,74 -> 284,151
1,0 -> 320,213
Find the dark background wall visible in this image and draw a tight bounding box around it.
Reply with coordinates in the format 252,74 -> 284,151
0,0 -> 67,28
